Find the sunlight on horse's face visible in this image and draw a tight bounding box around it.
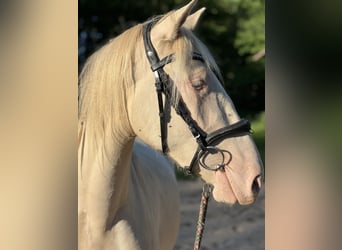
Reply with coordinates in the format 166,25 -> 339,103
170,60 -> 263,205
129,0 -> 263,205
131,52 -> 263,205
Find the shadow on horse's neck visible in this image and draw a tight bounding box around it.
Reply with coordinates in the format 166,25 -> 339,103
105,137 -> 135,229
79,121 -> 135,230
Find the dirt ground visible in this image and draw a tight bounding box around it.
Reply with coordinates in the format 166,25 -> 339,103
174,179 -> 265,250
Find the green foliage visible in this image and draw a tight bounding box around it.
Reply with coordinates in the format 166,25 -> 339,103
235,0 -> 264,56
250,111 -> 265,164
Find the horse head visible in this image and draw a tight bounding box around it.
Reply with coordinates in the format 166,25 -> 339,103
129,0 -> 264,205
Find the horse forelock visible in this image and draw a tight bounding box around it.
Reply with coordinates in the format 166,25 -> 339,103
163,27 -> 223,110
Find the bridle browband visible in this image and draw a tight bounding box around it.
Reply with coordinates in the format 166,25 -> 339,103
142,19 -> 252,175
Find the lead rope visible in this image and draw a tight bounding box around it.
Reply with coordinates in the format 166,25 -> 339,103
194,183 -> 212,250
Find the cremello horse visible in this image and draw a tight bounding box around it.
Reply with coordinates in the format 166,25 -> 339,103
78,0 -> 264,249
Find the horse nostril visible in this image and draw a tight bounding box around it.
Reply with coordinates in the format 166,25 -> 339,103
252,175 -> 262,195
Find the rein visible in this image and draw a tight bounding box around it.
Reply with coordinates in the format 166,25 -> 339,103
194,183 -> 212,250
142,18 -> 252,249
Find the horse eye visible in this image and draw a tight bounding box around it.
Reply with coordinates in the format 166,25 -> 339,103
191,81 -> 206,91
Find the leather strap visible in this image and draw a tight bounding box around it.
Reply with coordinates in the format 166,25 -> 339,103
143,20 -> 208,153
184,119 -> 251,175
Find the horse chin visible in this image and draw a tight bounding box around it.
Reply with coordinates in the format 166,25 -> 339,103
212,170 -> 238,204
213,169 -> 256,205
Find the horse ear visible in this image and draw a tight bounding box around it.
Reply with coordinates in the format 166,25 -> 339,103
183,7 -> 206,30
152,0 -> 198,41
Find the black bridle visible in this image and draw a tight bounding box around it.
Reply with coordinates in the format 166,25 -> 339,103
142,19 -> 251,175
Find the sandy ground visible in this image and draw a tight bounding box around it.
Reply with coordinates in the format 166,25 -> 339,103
174,179 -> 265,250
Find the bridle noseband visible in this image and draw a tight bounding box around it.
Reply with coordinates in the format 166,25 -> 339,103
142,19 -> 252,175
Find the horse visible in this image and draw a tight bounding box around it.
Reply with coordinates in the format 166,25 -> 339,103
78,0 -> 264,249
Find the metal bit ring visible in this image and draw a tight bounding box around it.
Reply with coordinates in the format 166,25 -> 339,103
198,146 -> 225,171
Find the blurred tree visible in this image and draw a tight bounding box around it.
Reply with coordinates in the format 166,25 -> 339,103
78,0 -> 264,117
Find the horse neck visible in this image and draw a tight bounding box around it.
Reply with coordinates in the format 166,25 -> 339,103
106,138 -> 135,225
78,121 -> 135,233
